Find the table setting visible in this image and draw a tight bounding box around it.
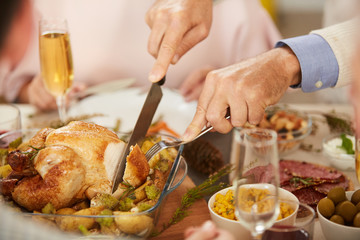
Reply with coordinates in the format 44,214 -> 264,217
205,103 -> 359,240
1,85 -> 359,240
2,0 -> 360,239
0,86 -> 211,240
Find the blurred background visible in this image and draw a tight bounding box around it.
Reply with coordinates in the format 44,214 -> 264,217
262,0 -> 324,38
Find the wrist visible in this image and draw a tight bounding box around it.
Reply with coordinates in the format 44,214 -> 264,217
17,81 -> 30,103
276,46 -> 301,87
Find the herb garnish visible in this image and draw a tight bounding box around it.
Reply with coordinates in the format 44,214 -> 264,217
339,133 -> 355,154
289,176 -> 314,188
323,113 -> 353,134
150,165 -> 232,237
22,145 -> 45,162
118,180 -> 135,200
309,110 -> 353,134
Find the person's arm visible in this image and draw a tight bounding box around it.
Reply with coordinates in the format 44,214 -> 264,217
182,19 -> 357,141
276,18 -> 357,92
311,18 -> 357,87
276,34 -> 339,92
145,0 -> 212,83
182,46 -> 300,140
17,75 -> 57,111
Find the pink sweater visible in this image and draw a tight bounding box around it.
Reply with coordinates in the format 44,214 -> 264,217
0,0 -> 280,102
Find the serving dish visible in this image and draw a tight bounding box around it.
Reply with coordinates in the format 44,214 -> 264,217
279,159 -> 352,210
317,191 -> 360,240
322,134 -> 355,171
242,105 -> 312,156
208,186 -> 299,240
0,127 -> 187,239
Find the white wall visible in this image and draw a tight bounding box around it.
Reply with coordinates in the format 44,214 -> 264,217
277,0 -> 325,12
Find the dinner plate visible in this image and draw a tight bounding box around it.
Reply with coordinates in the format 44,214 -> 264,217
77,78 -> 135,98
68,87 -> 197,135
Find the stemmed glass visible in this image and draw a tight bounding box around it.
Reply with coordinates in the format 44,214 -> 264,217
39,18 -> 74,123
0,104 -> 21,150
232,128 -> 280,239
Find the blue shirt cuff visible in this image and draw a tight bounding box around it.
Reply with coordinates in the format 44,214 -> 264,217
275,34 -> 339,92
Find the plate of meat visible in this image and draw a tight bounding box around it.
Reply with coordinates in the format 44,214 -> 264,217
241,159 -> 353,209
279,159 -> 353,209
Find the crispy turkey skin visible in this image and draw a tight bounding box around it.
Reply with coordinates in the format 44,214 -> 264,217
11,121 -> 126,211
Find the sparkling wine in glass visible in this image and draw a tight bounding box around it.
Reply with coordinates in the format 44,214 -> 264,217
39,18 -> 73,123
232,128 -> 280,239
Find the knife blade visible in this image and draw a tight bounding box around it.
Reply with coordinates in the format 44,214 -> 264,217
111,76 -> 166,193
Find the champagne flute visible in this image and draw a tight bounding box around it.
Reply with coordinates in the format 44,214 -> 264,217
39,18 -> 74,123
232,128 -> 280,239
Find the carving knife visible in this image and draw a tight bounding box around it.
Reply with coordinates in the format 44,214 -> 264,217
111,76 -> 165,193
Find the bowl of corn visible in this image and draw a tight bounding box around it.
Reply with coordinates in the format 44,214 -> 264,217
208,186 -> 299,239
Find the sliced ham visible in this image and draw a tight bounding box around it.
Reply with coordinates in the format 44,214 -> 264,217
280,160 -> 342,181
243,160 -> 350,208
279,160 -> 350,207
314,175 -> 349,194
292,187 -> 326,206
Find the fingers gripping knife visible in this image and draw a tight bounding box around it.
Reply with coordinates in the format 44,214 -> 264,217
111,77 -> 165,193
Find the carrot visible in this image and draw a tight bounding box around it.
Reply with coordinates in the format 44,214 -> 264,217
147,121 -> 180,138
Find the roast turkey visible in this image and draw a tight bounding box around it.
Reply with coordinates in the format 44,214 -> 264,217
10,121 -> 131,211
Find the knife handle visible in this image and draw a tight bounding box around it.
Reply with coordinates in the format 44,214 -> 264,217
157,76 -> 166,86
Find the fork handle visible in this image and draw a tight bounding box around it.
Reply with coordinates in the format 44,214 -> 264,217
191,115 -> 231,142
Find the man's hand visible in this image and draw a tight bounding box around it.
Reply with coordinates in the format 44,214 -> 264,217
18,75 -> 87,112
183,47 -> 301,141
20,74 -> 57,111
146,0 -> 212,83
184,220 -> 235,240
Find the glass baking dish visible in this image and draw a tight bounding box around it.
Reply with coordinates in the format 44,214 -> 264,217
0,128 -> 187,239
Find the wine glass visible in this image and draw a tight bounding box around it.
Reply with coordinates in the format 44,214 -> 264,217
0,104 -> 21,136
232,128 -> 280,239
39,18 -> 74,123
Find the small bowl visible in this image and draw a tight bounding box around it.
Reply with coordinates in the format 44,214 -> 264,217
322,134 -> 355,171
208,186 -> 299,239
242,106 -> 312,156
266,106 -> 312,156
0,128 -> 188,239
208,187 -> 251,240
317,191 -> 360,240
274,188 -> 299,226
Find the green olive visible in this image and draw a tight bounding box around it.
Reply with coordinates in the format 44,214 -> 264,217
337,201 -> 357,223
328,187 -> 347,205
353,212 -> 360,227
335,201 -> 346,215
318,198 -> 335,218
356,202 -> 360,212
330,215 -> 345,225
351,189 -> 360,205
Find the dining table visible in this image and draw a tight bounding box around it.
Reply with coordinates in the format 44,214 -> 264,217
14,100 -> 359,240
199,103 -> 359,240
